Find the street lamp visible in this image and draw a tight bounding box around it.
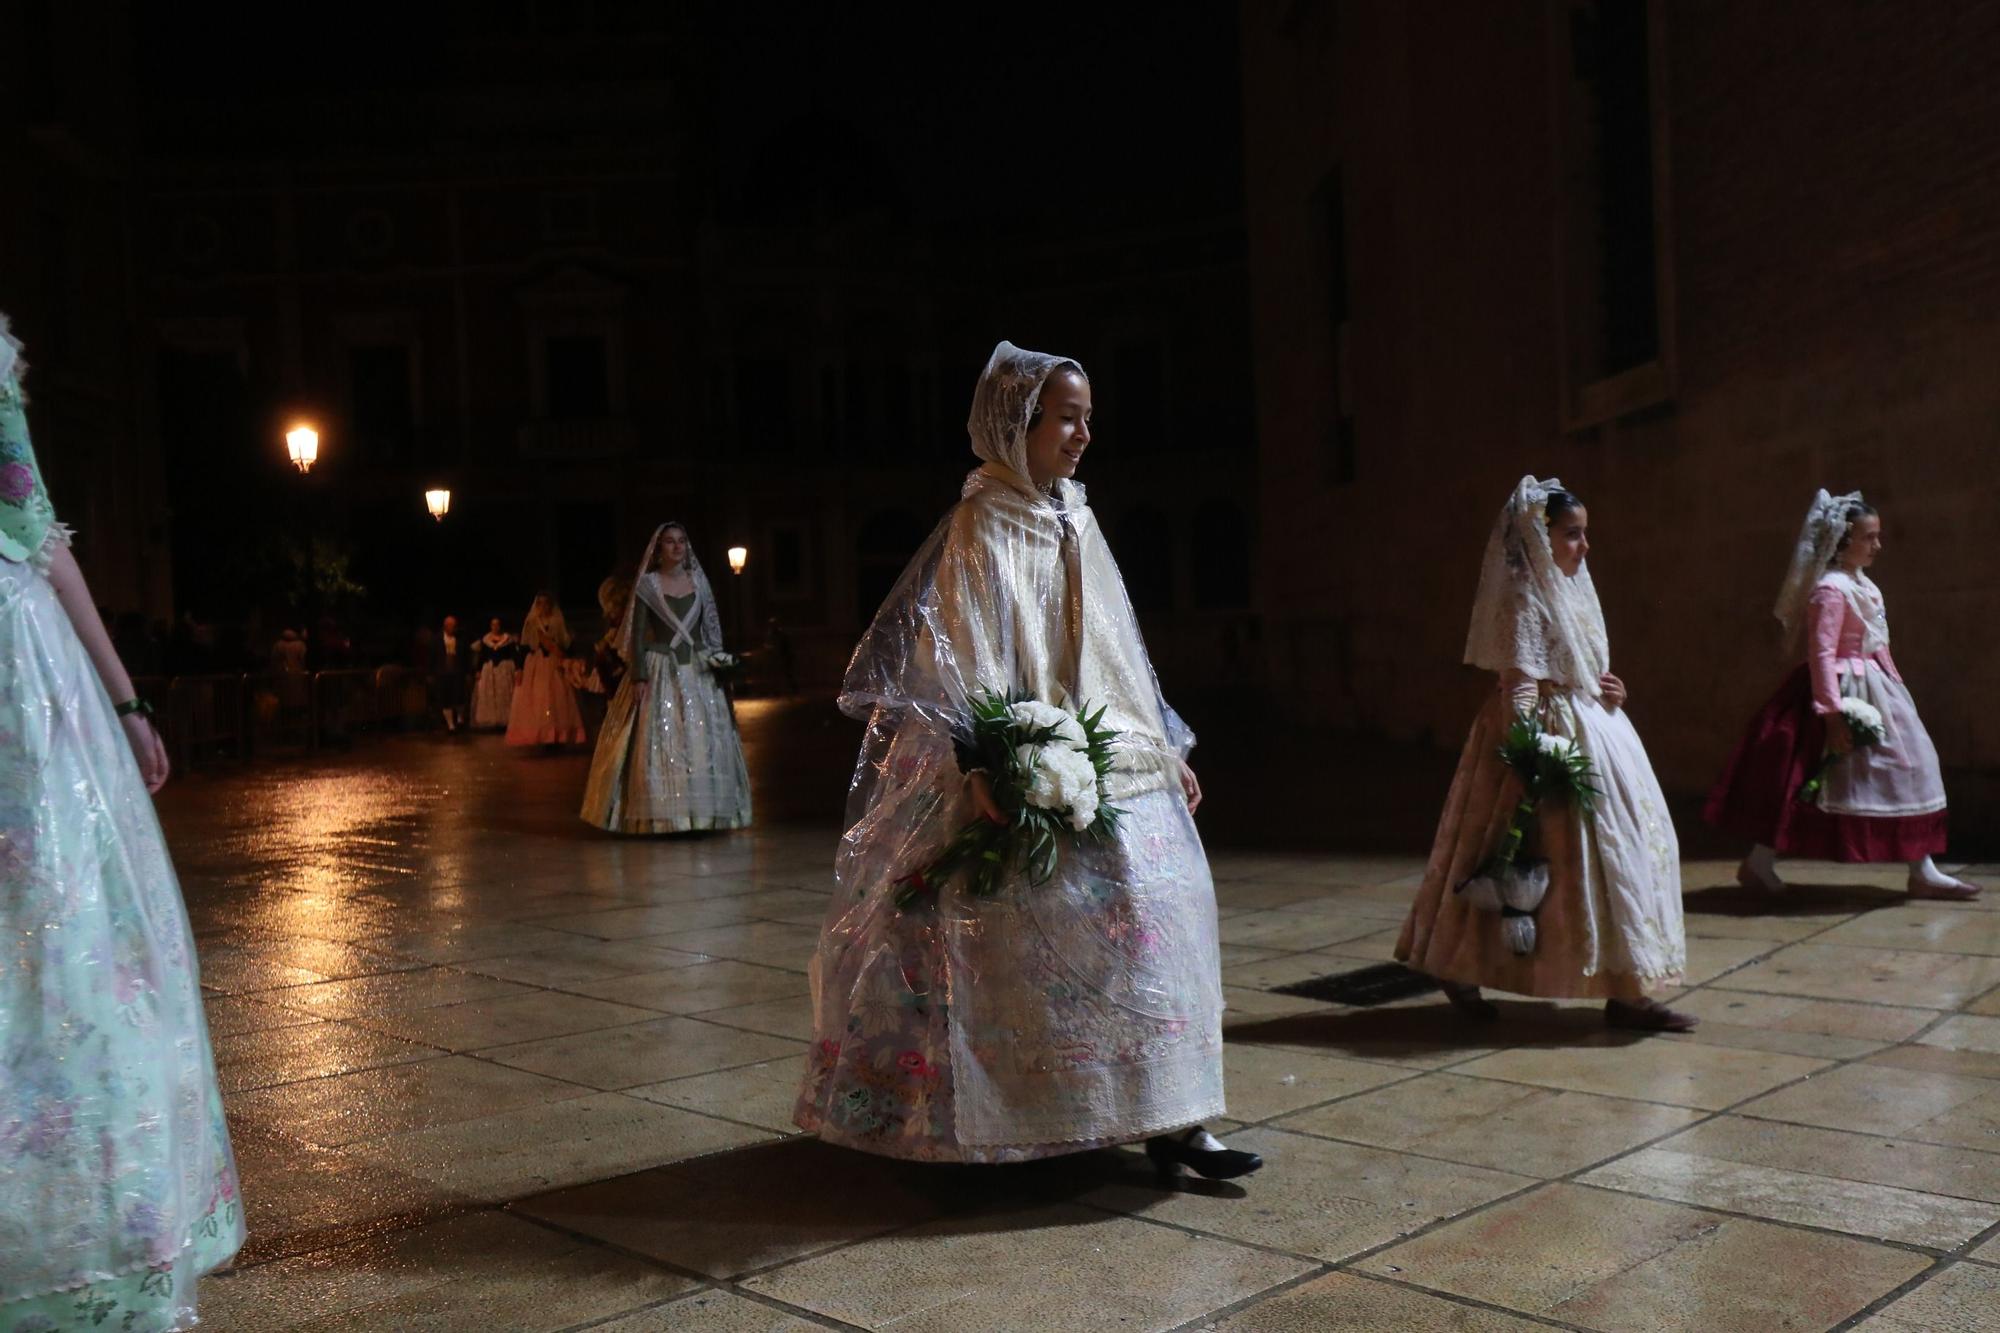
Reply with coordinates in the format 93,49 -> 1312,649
425,488 -> 452,521
286,423 -> 320,473
725,546 -> 748,648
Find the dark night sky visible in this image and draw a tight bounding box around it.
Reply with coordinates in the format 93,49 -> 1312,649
136,2 -> 1246,236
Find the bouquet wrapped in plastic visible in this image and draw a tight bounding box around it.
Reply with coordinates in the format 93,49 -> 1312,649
892,691 -> 1122,908
1796,696 -> 1887,805
1457,712 -> 1601,954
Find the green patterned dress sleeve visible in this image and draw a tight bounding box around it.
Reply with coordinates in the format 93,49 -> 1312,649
0,362 -> 58,567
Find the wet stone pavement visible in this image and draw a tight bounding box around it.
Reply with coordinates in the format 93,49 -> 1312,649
157,709 -> 2000,1331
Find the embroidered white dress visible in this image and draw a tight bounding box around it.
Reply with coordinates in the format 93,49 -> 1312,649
794,342 -> 1225,1160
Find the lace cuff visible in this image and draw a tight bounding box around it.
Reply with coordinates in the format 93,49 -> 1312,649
28,522 -> 73,574
1499,669 -> 1541,718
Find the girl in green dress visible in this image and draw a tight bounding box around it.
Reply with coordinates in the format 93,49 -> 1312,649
0,315 -> 244,1330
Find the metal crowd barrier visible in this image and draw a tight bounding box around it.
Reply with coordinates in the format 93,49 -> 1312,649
128,666 -> 445,769
126,650 -> 800,771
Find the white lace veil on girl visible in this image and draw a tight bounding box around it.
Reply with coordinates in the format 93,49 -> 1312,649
618,522 -> 725,660
1463,474 -> 1610,696
522,594 -> 571,652
1774,488 -> 1866,654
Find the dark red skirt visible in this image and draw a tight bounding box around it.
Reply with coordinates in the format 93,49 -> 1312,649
1703,664 -> 1948,862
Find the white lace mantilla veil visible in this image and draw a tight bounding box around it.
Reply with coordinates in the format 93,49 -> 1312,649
1775,488 -> 1868,654
617,522 -> 725,659
522,596 -> 571,652
1462,474 -> 1610,697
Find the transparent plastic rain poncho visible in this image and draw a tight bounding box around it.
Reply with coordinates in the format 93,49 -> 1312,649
794,342 -> 1224,1159
580,523 -> 752,833
0,316 -> 244,1329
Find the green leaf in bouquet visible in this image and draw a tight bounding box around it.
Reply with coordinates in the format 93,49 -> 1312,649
1025,820 -> 1059,886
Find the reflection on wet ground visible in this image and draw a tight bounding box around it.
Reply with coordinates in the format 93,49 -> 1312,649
155,706 -> 2000,1330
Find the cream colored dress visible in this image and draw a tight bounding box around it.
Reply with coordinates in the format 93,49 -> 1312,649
1397,476 -> 1685,998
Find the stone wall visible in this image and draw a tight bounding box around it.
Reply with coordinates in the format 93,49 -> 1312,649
1242,0 -> 2000,834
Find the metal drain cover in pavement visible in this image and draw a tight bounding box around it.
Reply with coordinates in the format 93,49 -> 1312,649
1272,962 -> 1440,1006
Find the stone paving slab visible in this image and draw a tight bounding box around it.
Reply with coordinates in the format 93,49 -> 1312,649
147,736 -> 2000,1330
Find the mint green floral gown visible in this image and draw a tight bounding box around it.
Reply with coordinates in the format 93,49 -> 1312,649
1,323 -> 244,1331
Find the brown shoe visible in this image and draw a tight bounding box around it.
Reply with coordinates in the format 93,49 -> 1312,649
1605,999 -> 1697,1033
1441,981 -> 1500,1021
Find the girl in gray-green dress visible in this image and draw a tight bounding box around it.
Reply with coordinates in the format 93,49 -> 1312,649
581,522 -> 752,833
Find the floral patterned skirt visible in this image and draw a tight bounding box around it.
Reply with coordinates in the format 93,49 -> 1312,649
2,1187 -> 241,1333
471,660 -> 517,729
795,786 -> 1225,1162
1,552 -> 244,1326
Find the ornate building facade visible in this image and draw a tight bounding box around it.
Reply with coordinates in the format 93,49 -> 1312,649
131,4 -> 1257,680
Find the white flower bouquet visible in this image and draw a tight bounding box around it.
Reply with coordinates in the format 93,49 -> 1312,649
704,649 -> 745,684
1796,696 -> 1887,805
1456,712 -> 1602,954
893,690 -> 1123,909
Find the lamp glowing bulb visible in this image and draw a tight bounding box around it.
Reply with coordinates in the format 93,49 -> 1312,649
425,488 -> 451,521
727,546 -> 748,575
286,424 -> 319,473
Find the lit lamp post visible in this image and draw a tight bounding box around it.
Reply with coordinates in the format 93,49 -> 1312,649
285,423 -> 319,473
726,546 -> 748,649
281,423 -> 322,662
425,488 -> 452,521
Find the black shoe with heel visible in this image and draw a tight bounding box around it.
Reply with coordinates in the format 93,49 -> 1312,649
1144,1132 -> 1263,1181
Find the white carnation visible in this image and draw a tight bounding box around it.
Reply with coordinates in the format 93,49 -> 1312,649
1008,700 -> 1086,749
1535,733 -> 1575,761
1015,740 -> 1102,831
1838,697 -> 1884,731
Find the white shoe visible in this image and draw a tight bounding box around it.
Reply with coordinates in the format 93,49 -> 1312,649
1737,860 -> 1785,893
1907,875 -> 1981,901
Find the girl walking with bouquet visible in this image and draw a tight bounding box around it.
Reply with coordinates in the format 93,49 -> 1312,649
1705,491 -> 1976,898
581,523 -> 752,834
795,342 -> 1254,1179
1397,477 -> 1692,1031
0,315 -> 244,1330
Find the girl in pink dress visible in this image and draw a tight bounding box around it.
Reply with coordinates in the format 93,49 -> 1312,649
1706,491 -> 1978,898
505,593 -> 587,747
